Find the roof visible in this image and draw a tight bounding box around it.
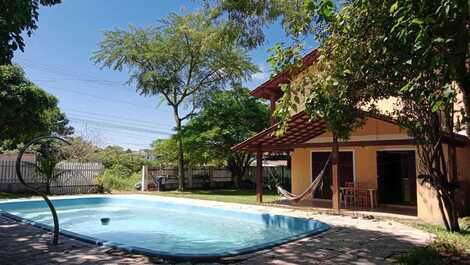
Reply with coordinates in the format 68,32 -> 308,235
250,49 -> 320,100
232,111 -> 327,152
232,111 -> 470,152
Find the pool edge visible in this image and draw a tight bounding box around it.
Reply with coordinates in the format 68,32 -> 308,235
0,201 -> 331,262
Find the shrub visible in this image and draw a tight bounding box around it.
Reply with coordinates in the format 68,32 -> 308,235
101,164 -> 141,191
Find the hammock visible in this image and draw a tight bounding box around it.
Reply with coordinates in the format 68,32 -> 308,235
277,155 -> 331,202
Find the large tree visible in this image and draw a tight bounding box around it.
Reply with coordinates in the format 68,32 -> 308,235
0,64 -> 73,150
0,0 -> 61,64
93,12 -> 257,190
181,87 -> 269,187
210,0 -> 469,231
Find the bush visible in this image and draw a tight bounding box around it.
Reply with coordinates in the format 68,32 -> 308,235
100,164 -> 141,191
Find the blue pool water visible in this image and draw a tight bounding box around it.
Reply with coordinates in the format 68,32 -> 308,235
0,196 -> 329,259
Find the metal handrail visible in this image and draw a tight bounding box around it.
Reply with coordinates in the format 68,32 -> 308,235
15,136 -> 70,245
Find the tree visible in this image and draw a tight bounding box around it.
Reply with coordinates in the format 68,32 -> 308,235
210,0 -> 469,231
182,87 -> 269,187
0,0 -> 61,64
93,12 -> 257,190
61,136 -> 99,162
0,64 -> 73,150
152,137 -> 212,167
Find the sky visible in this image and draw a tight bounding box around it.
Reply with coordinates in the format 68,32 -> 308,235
13,0 -> 315,150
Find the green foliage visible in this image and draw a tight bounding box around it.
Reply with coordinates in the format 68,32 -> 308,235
417,222 -> 470,253
93,11 -> 257,190
101,164 -> 141,191
0,0 -> 61,64
182,87 -> 269,162
209,0 -> 335,48
0,64 -> 73,150
93,146 -> 152,173
152,87 -> 269,187
61,136 -> 99,162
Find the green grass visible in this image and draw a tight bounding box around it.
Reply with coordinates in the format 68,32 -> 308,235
397,246 -> 443,265
398,218 -> 470,265
148,189 -> 279,205
0,192 -> 34,200
416,221 -> 470,253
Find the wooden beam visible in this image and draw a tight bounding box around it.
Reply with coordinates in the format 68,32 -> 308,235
256,151 -> 263,203
245,139 -> 416,152
331,134 -> 340,212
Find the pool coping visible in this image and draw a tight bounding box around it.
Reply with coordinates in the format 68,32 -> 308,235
0,194 -> 330,262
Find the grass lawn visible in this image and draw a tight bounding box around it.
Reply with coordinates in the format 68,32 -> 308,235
148,189 -> 280,205
398,218 -> 470,265
0,192 -> 34,200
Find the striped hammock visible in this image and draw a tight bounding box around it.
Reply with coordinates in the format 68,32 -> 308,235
277,155 -> 331,202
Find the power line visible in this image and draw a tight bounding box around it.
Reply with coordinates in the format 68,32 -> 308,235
48,86 -> 158,110
16,58 -> 124,84
68,113 -> 172,131
64,108 -> 173,128
69,117 -> 172,135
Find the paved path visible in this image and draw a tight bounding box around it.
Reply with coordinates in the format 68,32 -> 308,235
0,196 -> 433,265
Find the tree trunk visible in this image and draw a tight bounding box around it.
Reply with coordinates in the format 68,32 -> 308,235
461,83 -> 470,136
446,143 -> 461,232
173,107 -> 185,191
331,134 -> 340,212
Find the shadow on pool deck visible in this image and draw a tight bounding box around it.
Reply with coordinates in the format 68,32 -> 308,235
0,213 -> 429,265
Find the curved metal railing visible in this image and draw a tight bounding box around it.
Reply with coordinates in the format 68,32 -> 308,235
15,136 -> 70,245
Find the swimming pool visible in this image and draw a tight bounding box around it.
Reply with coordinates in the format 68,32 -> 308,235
0,195 -> 329,260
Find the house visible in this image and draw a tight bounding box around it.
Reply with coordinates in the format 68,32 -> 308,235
233,49 -> 470,224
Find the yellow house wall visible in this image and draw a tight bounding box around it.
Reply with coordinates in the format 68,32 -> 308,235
289,117 -> 470,224
416,144 -> 470,224
291,145 -> 416,194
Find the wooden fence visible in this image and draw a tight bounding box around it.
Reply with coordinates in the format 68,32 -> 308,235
0,160 -> 104,194
141,165 -> 291,191
142,166 -> 233,190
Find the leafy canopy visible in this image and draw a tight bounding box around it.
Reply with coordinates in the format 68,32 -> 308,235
93,12 -> 258,190
0,0 -> 61,64
182,87 -> 269,163
0,64 -> 73,150
93,12 -> 258,117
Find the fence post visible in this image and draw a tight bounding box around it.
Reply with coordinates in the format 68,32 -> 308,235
141,165 -> 148,192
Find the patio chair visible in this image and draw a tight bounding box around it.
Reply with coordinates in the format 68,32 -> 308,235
342,181 -> 355,208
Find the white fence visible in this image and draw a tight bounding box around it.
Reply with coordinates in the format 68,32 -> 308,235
0,160 -> 104,194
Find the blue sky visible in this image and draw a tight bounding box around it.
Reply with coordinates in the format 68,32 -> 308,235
13,0 -> 314,150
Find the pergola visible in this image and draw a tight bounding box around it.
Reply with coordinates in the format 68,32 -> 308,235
232,111 -> 421,211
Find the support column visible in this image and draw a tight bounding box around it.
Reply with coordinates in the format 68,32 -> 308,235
256,151 -> 263,203
331,134 -> 340,212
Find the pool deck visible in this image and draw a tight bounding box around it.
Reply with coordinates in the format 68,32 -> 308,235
0,195 -> 432,265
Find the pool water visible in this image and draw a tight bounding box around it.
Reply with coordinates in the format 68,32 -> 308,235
0,195 -> 329,259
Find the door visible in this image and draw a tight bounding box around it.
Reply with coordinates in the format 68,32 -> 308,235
377,151 -> 417,205
311,152 -> 354,199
